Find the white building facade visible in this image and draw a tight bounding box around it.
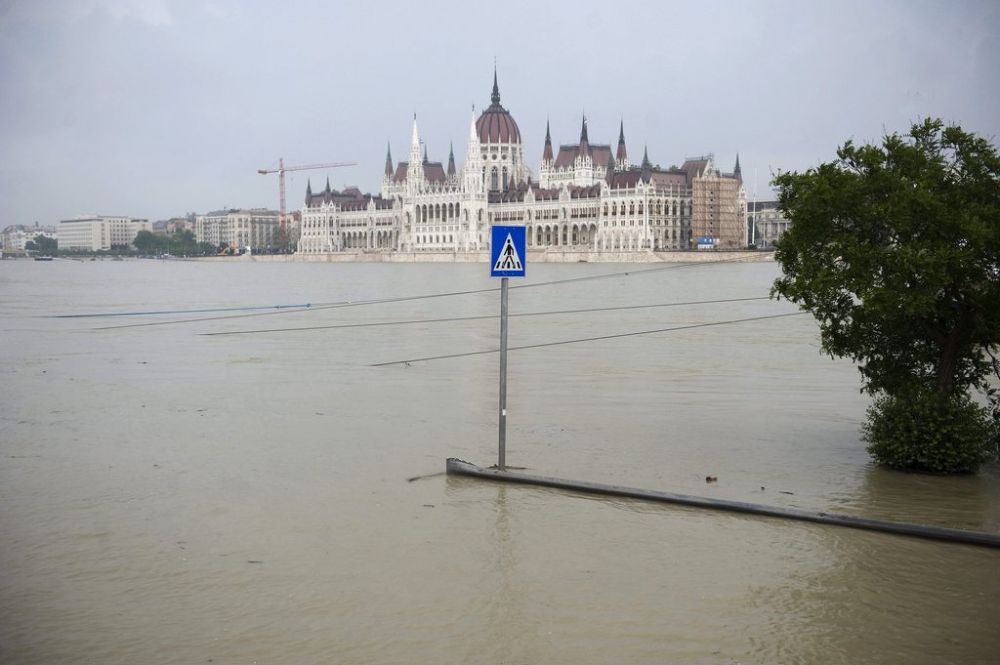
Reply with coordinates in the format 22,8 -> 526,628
2,225 -> 57,251
58,216 -> 150,251
196,209 -> 279,251
748,201 -> 791,248
297,72 -> 745,255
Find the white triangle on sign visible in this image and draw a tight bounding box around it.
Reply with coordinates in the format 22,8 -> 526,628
494,233 -> 523,271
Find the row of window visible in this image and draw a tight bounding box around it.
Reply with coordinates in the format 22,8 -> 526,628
416,234 -> 455,244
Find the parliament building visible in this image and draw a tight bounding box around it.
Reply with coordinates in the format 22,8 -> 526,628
297,71 -> 746,256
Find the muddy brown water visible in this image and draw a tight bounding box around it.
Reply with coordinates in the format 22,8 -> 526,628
1,259 -> 998,664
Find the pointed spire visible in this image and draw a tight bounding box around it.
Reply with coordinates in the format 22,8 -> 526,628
305,179 -> 312,203
384,142 -> 393,176
423,144 -> 428,165
734,153 -> 742,183
616,118 -> 628,165
578,114 -> 589,156
491,62 -> 500,106
409,114 -> 422,180
447,141 -> 456,176
542,118 -> 553,162
641,146 -> 652,183
324,177 -> 331,195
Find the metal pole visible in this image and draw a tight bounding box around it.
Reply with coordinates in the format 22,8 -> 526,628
498,276 -> 509,470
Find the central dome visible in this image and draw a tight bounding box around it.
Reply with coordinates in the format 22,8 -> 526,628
476,71 -> 521,144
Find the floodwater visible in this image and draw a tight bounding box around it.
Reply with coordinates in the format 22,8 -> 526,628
1,259 -> 997,664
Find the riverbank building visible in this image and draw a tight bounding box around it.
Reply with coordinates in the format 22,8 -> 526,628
297,71 -> 746,255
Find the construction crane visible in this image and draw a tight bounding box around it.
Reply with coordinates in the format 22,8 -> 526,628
257,158 -> 357,230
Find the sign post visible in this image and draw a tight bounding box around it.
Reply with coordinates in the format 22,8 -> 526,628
490,225 -> 526,471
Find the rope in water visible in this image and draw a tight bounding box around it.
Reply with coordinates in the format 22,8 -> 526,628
53,303 -> 313,318
200,296 -> 772,336
82,255 -> 765,331
371,311 -> 808,366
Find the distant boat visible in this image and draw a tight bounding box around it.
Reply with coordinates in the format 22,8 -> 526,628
34,256 -> 54,261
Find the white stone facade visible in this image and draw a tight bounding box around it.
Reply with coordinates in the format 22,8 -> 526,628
58,216 -> 150,251
297,74 -> 745,256
749,201 -> 791,248
196,209 -> 279,250
2,225 -> 57,251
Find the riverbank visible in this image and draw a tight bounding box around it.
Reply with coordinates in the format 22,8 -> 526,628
245,249 -> 775,263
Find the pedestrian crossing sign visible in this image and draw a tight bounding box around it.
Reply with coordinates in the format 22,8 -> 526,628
490,225 -> 526,278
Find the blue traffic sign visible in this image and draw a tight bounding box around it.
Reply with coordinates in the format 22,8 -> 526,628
490,225 -> 526,278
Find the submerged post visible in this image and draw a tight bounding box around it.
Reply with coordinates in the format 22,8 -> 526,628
489,224 -> 526,472
498,277 -> 509,470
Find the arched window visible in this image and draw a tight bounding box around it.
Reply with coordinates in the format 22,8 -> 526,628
491,168 -> 498,191
502,167 -> 508,191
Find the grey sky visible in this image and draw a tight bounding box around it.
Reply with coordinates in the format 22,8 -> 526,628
1,0 -> 997,225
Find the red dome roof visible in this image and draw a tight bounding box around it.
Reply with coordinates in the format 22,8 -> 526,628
476,71 -> 521,144
477,105 -> 521,144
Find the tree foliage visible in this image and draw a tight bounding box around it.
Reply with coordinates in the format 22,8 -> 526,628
862,387 -> 996,473
772,119 -> 1000,471
25,234 -> 57,254
133,229 -> 214,256
133,230 -> 162,254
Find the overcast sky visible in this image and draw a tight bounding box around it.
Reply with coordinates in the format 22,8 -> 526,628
1,0 -> 997,225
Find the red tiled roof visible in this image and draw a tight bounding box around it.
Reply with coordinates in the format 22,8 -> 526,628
553,145 -> 612,168
306,184 -> 372,208
477,104 -> 521,143
391,161 -> 448,183
529,184 -> 561,201
649,171 -> 688,188
423,163 -> 447,183
392,162 -> 408,182
339,194 -> 393,211
608,171 -> 643,188
681,159 -> 709,185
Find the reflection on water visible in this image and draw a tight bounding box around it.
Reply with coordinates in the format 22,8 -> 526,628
0,259 -> 997,664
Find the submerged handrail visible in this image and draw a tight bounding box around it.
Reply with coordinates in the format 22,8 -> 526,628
446,458 -> 1000,549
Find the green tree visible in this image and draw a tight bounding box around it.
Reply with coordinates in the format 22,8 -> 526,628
772,118 -> 1000,473
25,234 -> 57,254
167,229 -> 198,256
273,225 -> 290,253
133,230 -> 165,254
